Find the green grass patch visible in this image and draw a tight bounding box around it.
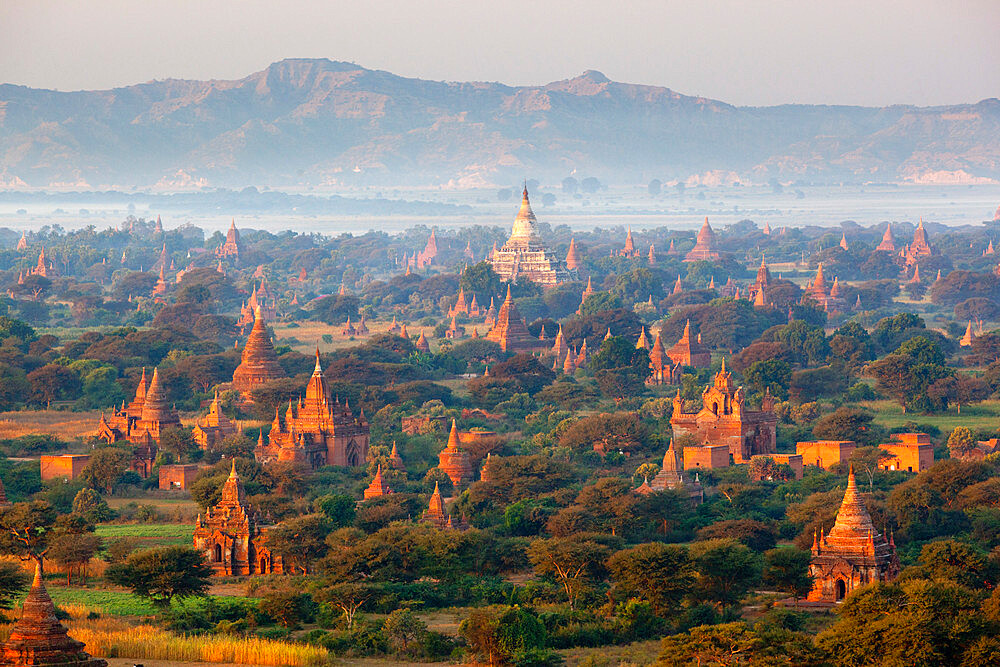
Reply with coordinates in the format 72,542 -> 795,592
96,523 -> 193,548
48,586 -> 156,615
860,399 -> 1000,434
47,586 -> 260,616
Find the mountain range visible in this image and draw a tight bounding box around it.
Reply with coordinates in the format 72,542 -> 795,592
1,58 -> 998,188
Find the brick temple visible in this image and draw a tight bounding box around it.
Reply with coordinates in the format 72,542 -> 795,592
670,360 -> 777,464
255,350 -> 370,468
485,285 -> 542,353
193,460 -> 281,576
807,465 -> 899,603
232,306 -> 287,400
0,560 -> 106,666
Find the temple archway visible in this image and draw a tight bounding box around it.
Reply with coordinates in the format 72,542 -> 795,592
835,579 -> 847,601
213,543 -> 222,562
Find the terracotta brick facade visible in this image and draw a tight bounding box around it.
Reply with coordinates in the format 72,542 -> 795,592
159,464 -> 202,490
40,454 -> 90,482
682,444 -> 730,469
796,440 -> 857,468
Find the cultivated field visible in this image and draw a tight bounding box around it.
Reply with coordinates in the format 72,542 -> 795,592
0,410 -> 102,441
860,398 -> 1000,434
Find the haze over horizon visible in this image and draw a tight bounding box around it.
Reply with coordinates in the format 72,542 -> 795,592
2,0 -> 999,107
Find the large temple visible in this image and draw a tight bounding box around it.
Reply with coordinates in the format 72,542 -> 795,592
807,465 -> 900,603
488,187 -> 571,285
193,461 -> 282,576
684,217 -> 720,262
215,219 -> 243,261
237,278 -> 278,331
670,360 -> 777,464
802,263 -> 846,312
900,218 -> 935,265
485,285 -> 542,353
97,366 -> 179,447
232,307 -> 287,400
0,560 -> 106,666
255,350 -> 370,469
193,392 -> 238,451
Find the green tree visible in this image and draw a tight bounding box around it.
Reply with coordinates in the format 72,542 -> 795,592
460,605 -> 547,667
317,582 -> 369,630
0,501 -> 58,567
762,547 -> 813,604
262,514 -> 331,574
105,546 -> 212,610
314,494 -> 357,528
658,621 -> 824,667
918,539 -> 996,589
383,608 -> 428,653
816,579 -> 989,667
71,488 -> 115,523
526,536 -> 614,609
0,562 -> 29,609
811,407 -> 885,447
947,426 -> 977,458
260,590 -> 314,630
689,539 -> 761,609
743,359 -> 792,400
590,336 -> 651,403
80,447 -> 131,494
608,542 -> 694,616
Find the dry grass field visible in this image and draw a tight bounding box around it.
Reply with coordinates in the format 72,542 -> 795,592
272,319 -> 442,355
0,410 -> 103,441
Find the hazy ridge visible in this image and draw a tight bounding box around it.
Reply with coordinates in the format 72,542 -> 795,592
1,58 -> 998,188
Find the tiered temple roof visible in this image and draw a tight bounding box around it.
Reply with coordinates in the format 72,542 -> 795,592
666,320 -> 711,368
216,219 -> 242,261
193,461 -> 280,576
488,187 -> 571,285
257,350 -> 370,469
670,359 -> 778,464
684,217 -> 720,262
232,306 -> 287,400
875,223 -> 896,252
0,560 -> 106,666
807,466 -> 899,602
485,286 -> 540,353
97,367 -> 178,477
193,392 -> 238,451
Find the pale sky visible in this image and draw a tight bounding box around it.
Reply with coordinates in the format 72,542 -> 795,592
1,0 -> 998,106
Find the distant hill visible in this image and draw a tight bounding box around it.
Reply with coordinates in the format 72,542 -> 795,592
1,58 -> 998,188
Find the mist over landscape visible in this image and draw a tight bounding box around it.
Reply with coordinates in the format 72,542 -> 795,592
3,3 -> 1000,667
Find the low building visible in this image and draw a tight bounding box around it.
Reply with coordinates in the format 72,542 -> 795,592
796,440 -> 857,469
650,440 -> 704,504
159,464 -> 201,490
770,453 -> 805,480
880,433 -> 934,473
40,454 -> 90,482
683,444 -> 730,470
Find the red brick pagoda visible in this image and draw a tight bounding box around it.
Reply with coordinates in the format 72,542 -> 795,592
232,306 -> 287,400
684,217 -> 720,262
193,460 -> 281,576
670,360 -> 777,464
0,560 -> 106,667
807,465 -> 900,603
255,350 -> 370,469
485,285 -> 541,353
